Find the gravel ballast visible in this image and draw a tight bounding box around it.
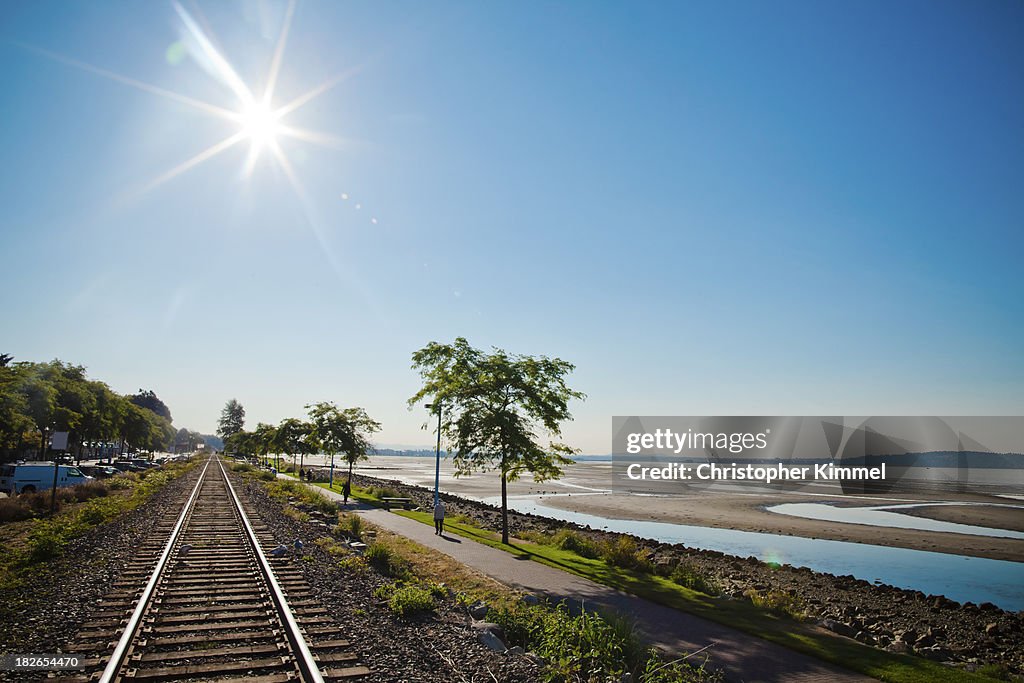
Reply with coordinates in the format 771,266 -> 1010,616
238,470 -> 540,683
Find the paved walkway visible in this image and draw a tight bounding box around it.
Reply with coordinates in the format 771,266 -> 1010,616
300,481 -> 873,683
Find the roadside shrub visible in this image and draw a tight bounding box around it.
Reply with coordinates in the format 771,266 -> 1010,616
78,497 -> 127,525
106,474 -> 136,490
487,602 -> 547,647
57,487 -> 80,504
598,535 -> 652,572
313,496 -> 337,516
552,529 -> 600,559
366,485 -> 400,500
27,518 -> 80,561
489,602 -> 717,682
642,654 -> 721,683
71,480 -> 110,502
426,581 -> 448,599
387,584 -> 435,617
267,480 -> 300,501
20,490 -> 57,515
230,462 -> 253,473
744,589 -> 805,621
338,555 -> 368,574
365,543 -> 410,579
668,562 -> 720,597
339,514 -> 362,539
488,602 -> 641,681
0,498 -> 33,523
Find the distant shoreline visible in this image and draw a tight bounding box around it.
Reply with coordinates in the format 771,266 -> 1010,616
348,455 -> 1024,562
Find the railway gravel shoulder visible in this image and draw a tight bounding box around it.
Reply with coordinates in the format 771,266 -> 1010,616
239,472 -> 540,683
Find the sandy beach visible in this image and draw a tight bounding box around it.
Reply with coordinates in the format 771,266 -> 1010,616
304,455 -> 1024,562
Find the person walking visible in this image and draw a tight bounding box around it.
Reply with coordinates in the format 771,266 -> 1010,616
433,498 -> 446,535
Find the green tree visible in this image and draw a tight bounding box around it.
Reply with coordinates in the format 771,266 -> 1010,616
218,399 -> 246,442
307,402 -> 380,500
272,417 -> 313,474
251,422 -> 277,468
224,429 -> 252,456
409,338 -> 584,544
130,389 -> 172,422
0,363 -> 31,457
78,381 -> 118,461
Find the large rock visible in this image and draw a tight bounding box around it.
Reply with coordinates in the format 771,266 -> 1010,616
477,629 -> 507,652
468,601 -> 489,620
471,620 -> 507,644
819,619 -> 856,638
887,640 -> 909,654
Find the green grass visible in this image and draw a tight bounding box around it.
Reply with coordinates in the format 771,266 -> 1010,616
306,479 -> 389,506
392,509 -> 989,683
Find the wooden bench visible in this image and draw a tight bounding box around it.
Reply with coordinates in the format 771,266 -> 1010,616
381,497 -> 413,511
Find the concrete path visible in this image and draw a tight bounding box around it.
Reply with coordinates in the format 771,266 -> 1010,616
300,481 -> 873,683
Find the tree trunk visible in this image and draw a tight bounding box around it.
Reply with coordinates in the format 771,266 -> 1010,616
500,469 -> 509,545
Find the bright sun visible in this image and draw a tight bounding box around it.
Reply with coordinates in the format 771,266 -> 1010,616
238,100 -> 282,151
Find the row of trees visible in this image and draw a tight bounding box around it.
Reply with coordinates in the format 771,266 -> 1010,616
219,337 -> 584,545
222,401 -> 381,494
0,355 -> 178,461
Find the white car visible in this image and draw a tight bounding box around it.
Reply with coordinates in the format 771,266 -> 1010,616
0,463 -> 92,495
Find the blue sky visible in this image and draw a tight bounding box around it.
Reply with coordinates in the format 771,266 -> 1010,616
2,1 -> 1021,453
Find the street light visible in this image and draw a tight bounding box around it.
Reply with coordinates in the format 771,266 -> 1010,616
425,402 -> 442,506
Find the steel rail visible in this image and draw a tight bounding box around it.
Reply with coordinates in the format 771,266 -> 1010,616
215,457 -> 326,683
98,457 -> 213,683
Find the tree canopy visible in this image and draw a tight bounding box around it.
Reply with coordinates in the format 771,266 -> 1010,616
0,359 -> 178,460
307,401 -> 380,492
130,389 -> 172,422
409,337 -> 584,544
218,399 -> 246,441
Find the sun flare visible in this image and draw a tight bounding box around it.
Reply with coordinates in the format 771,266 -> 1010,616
237,100 -> 282,151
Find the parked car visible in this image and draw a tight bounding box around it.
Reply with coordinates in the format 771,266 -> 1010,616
80,465 -> 118,479
130,459 -> 160,469
0,463 -> 93,495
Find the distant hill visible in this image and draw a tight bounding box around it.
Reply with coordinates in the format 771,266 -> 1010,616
201,434 -> 224,451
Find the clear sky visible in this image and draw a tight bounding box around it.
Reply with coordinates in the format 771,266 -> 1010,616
2,1 -> 1022,454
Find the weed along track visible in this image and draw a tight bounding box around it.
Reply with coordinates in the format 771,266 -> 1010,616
62,456 -> 368,682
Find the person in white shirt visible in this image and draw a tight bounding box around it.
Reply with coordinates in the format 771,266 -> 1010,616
433,499 -> 446,535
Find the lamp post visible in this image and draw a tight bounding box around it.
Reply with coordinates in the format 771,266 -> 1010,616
426,402 -> 442,506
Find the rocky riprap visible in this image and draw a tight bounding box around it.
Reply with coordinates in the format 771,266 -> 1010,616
353,473 -> 1024,677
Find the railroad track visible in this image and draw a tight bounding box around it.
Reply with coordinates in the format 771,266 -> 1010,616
62,456 -> 369,682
